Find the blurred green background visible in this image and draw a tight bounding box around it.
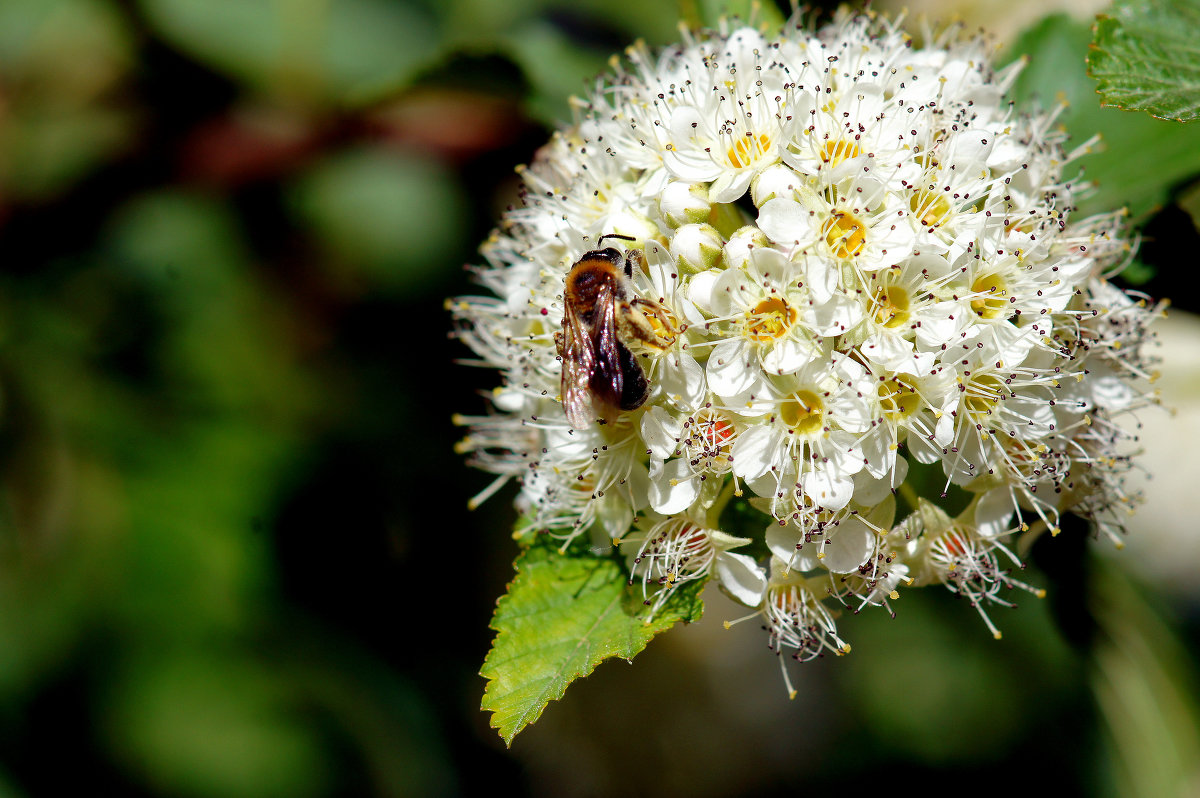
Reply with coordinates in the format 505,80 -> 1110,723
1,0 -> 1198,796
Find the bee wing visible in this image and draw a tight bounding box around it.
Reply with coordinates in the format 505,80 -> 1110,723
560,299 -> 597,429
587,284 -> 626,417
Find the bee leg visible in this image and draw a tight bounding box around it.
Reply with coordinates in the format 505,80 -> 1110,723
645,299 -> 678,334
622,248 -> 644,278
628,298 -> 679,342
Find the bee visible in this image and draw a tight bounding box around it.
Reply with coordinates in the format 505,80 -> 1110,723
556,237 -> 676,429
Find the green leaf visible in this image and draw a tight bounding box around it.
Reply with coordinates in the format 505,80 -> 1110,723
480,540 -> 704,745
1008,15 -> 1200,218
1089,0 -> 1200,122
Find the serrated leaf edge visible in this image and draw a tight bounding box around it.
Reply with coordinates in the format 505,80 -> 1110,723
1087,11 -> 1200,122
479,544 -> 703,746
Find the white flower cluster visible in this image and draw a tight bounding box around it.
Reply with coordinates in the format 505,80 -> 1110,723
451,10 -> 1163,689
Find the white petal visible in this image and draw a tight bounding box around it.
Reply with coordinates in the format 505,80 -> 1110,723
802,255 -> 838,304
860,332 -> 920,373
643,240 -> 675,299
853,456 -> 908,506
760,335 -> 818,374
800,466 -> 853,510
934,410 -> 955,447
545,423 -> 603,461
858,427 -> 897,480
915,301 -> 969,348
822,516 -> 875,573
593,493 -> 634,542
765,521 -> 801,563
1089,374 -> 1135,411
748,246 -> 790,281
831,392 -> 873,435
709,266 -> 748,316
686,269 -> 722,314
730,425 -> 777,481
706,339 -> 759,397
758,197 -> 818,245
804,292 -> 862,336
640,405 -> 683,460
956,321 -> 1031,365
907,430 -> 943,464
647,458 -> 701,514
975,487 -> 1017,538
715,551 -> 767,607
658,351 -> 707,409
709,169 -> 755,204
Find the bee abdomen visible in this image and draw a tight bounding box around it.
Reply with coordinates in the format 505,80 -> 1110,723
615,342 -> 649,410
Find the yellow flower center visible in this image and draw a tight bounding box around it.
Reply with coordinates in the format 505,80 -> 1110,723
909,190 -> 953,227
821,211 -> 866,259
878,374 -> 922,419
820,139 -> 862,166
727,133 -> 772,169
970,274 -> 1009,319
873,286 -> 911,328
644,306 -> 679,348
780,390 -> 825,435
748,297 -> 797,341
964,374 -> 1005,418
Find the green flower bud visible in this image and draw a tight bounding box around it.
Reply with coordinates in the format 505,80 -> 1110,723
669,222 -> 724,273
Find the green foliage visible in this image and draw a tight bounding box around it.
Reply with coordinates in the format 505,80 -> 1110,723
841,584 -> 1080,763
101,650 -> 332,798
687,0 -> 786,31
1008,15 -> 1200,219
1089,0 -> 1200,122
0,0 -> 136,199
136,0 -> 439,106
1091,560 -> 1200,798
481,538 -> 704,745
289,147 -> 468,291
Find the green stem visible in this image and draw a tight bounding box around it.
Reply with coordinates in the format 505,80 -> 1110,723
706,476 -> 738,527
897,481 -> 921,513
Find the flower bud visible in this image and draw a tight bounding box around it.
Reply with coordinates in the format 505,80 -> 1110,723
669,223 -> 723,273
658,180 -> 711,228
604,208 -> 660,246
751,163 -> 803,207
721,224 -> 770,271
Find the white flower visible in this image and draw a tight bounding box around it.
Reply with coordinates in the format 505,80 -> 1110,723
623,514 -> 761,616
452,8 -> 1161,693
906,500 -> 1044,639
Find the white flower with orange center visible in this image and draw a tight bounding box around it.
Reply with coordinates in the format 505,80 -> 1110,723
624,514 -> 764,616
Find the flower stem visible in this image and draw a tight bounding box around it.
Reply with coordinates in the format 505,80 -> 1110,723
897,481 -> 921,513
706,476 -> 738,527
